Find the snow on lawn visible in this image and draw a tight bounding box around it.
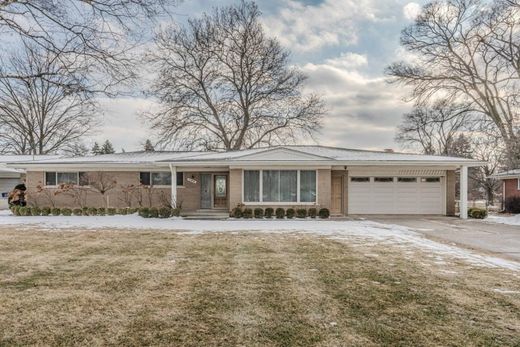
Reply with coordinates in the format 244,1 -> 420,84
1,210 -> 519,271
486,214 -> 520,226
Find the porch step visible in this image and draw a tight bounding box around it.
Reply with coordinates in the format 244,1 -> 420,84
182,210 -> 229,220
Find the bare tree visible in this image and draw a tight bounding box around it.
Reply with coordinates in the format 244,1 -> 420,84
0,44 -> 97,154
396,101 -> 474,155
0,0 -> 173,93
87,172 -> 118,208
145,1 -> 324,150
387,0 -> 520,167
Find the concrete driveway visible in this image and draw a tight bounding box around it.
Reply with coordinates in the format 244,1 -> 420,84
366,216 -> 520,262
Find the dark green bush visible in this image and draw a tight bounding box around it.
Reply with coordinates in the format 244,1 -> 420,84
243,208 -> 253,219
61,208 -> 72,216
254,208 -> 264,218
275,208 -> 285,219
296,209 -> 307,218
51,207 -> 61,216
231,206 -> 243,218
30,207 -> 41,216
19,206 -> 29,216
505,196 -> 520,214
97,207 -> 106,216
41,207 -> 51,216
171,208 -> 181,217
149,207 -> 159,218
318,208 -> 330,219
139,207 -> 150,218
87,207 -> 97,216
73,208 -> 83,216
308,208 -> 317,219
286,208 -> 295,219
107,208 -> 116,216
468,207 -> 488,219
117,208 -> 128,215
264,207 -> 274,218
159,207 -> 172,218
127,208 -> 138,214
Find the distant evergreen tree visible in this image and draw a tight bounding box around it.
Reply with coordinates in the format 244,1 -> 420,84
91,142 -> 102,155
144,139 -> 155,152
101,140 -> 115,154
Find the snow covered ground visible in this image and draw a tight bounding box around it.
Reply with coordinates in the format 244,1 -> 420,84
486,214 -> 520,226
1,210 -> 519,271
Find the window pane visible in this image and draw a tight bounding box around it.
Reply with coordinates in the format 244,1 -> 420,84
152,172 -> 171,185
57,172 -> 78,185
79,172 -> 90,186
421,177 -> 440,183
280,170 -> 297,202
45,172 -> 56,186
300,171 -> 316,202
398,177 -> 417,183
176,172 -> 184,186
244,170 -> 260,202
351,177 -> 370,182
262,170 -> 279,202
215,175 -> 227,198
375,177 -> 393,183
139,172 -> 150,185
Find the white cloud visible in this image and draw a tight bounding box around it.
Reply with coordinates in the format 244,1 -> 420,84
324,52 -> 368,69
403,2 -> 422,21
262,0 -> 379,52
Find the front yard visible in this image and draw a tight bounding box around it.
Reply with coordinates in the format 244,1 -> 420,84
1,223 -> 519,346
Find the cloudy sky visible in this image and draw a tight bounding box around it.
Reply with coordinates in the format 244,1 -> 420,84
95,0 -> 427,152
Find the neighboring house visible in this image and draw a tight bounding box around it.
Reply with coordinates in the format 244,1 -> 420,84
491,169 -> 520,210
0,155 -> 62,209
8,146 -> 484,218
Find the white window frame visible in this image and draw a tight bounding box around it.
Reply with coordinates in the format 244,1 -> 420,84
139,171 -> 184,188
517,178 -> 520,191
44,171 -> 80,187
241,169 -> 318,205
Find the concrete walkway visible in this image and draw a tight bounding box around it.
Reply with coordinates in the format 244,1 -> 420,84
367,216 -> 520,262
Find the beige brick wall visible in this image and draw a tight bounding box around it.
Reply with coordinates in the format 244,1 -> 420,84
25,170 -> 202,211
446,170 -> 456,216
229,169 -> 242,210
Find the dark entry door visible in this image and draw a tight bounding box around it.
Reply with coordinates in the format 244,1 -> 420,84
200,174 -> 212,209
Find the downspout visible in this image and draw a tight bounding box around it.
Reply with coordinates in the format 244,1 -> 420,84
169,163 -> 177,209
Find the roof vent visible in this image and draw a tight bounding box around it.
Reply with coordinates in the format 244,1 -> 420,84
384,149 -> 394,153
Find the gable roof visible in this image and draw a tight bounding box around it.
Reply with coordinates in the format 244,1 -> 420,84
6,145 -> 485,168
491,169 -> 520,179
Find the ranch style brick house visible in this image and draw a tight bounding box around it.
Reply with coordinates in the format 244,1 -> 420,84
492,169 -> 520,210
9,146 -> 484,218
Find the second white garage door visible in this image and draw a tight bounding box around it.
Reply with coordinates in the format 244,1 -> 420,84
348,176 -> 444,215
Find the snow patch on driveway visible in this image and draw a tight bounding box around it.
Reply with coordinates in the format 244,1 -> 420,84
1,211 -> 519,271
486,214 -> 520,226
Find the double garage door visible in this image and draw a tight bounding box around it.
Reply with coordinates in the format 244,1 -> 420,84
348,176 -> 444,215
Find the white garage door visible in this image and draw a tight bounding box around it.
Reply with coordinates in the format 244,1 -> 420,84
0,178 -> 21,210
348,176 -> 444,215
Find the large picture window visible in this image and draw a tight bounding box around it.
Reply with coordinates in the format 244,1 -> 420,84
244,170 -> 316,203
45,172 -> 89,186
139,172 -> 183,186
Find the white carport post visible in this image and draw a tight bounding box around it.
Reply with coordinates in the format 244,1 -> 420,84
169,164 -> 177,208
460,165 -> 468,219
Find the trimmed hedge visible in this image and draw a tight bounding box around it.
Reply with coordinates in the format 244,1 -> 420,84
31,207 -> 41,216
107,208 -> 117,216
319,208 -> 330,219
51,208 -> 61,216
505,196 -> 520,214
87,207 -> 98,216
159,207 -> 172,218
468,207 -> 488,219
97,207 -> 106,216
296,209 -> 307,218
265,207 -> 274,218
286,208 -> 295,219
243,208 -> 253,219
73,208 -> 83,216
61,208 -> 72,216
254,208 -> 264,218
308,208 -> 317,219
139,207 -> 150,218
275,208 -> 285,219
41,207 -> 51,216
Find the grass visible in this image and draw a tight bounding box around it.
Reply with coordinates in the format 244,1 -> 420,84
0,227 -> 519,346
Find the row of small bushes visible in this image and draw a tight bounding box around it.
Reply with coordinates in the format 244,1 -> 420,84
10,206 -> 180,218
468,207 -> 488,219
231,207 -> 330,219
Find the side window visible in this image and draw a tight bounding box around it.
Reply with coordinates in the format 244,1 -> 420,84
351,177 -> 370,182
374,177 -> 393,183
45,172 -> 57,186
398,177 -> 417,183
139,172 -> 151,185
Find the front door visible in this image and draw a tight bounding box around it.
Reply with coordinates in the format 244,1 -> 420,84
331,175 -> 343,215
213,175 -> 228,209
200,174 -> 212,209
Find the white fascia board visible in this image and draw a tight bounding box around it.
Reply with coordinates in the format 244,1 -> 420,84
7,163 -> 169,171
490,175 -> 520,180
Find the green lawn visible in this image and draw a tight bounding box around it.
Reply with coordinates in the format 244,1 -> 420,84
0,227 -> 519,346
